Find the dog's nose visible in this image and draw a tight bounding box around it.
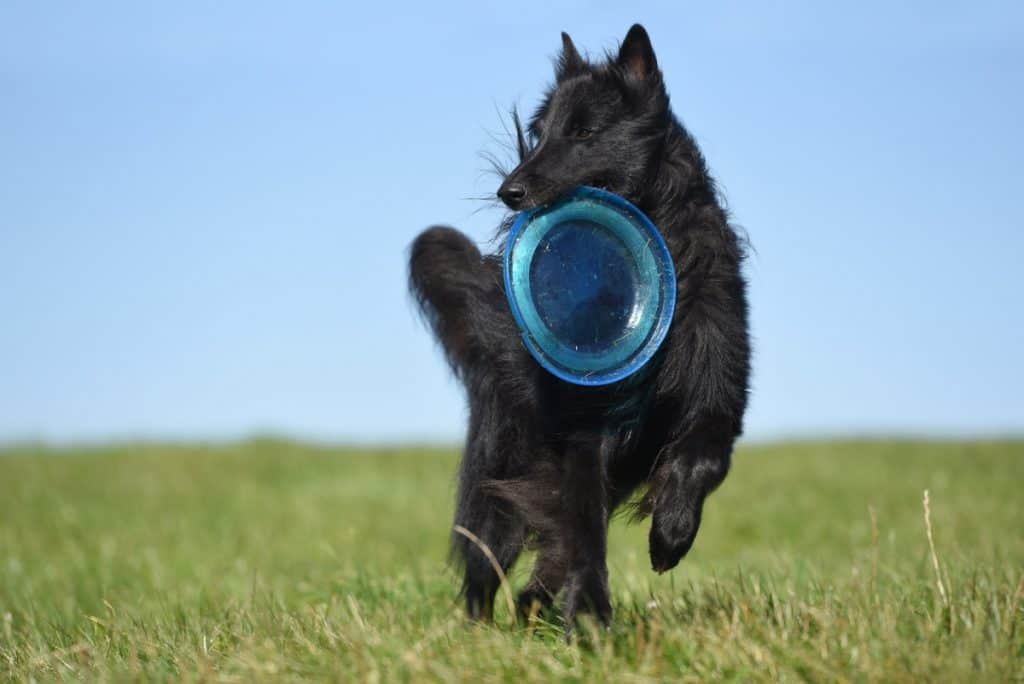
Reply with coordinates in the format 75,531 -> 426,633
497,181 -> 527,209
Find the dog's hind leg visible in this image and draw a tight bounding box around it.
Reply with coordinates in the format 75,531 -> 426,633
454,495 -> 526,621
454,491 -> 525,622
452,395 -> 529,622
411,227 -> 538,621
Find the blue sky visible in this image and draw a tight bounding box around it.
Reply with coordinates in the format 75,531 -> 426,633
1,1 -> 1021,443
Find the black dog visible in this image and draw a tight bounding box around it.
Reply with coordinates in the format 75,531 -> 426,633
409,24 -> 750,628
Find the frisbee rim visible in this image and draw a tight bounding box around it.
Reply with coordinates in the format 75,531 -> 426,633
503,186 -> 676,386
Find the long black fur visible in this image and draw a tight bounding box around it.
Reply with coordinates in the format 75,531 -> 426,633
408,24 -> 750,629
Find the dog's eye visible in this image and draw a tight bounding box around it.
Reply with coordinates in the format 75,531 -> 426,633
574,127 -> 594,140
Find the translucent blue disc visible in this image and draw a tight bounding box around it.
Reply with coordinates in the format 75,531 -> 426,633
504,186 -> 676,386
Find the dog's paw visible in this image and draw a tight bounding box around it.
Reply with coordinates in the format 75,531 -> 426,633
648,505 -> 700,573
464,589 -> 495,623
516,586 -> 555,623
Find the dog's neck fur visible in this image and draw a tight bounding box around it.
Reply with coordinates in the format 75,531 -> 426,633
642,118 -> 715,220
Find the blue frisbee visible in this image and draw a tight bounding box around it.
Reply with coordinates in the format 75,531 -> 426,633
503,186 -> 676,386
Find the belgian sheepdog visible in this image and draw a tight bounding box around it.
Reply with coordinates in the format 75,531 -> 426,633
409,24 -> 750,630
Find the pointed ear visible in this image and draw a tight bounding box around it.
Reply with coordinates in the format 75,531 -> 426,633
617,24 -> 658,79
556,31 -> 586,81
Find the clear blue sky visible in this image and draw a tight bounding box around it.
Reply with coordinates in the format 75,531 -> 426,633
1,2 -> 1021,443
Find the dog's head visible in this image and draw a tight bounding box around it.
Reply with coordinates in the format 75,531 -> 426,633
497,24 -> 671,211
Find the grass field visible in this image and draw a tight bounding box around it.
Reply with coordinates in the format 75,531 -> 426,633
1,439 -> 1022,681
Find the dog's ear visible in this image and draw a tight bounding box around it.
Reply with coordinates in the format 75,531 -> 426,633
556,31 -> 587,81
617,24 -> 658,80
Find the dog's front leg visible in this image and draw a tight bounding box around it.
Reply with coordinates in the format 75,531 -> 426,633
645,257 -> 749,572
647,428 -> 733,573
560,433 -> 615,633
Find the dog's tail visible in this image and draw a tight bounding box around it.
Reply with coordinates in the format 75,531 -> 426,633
408,226 -> 509,380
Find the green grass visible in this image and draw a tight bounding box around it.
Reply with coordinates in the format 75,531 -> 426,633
1,440 -> 1022,681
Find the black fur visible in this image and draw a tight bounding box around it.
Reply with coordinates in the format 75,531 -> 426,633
409,24 -> 750,631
